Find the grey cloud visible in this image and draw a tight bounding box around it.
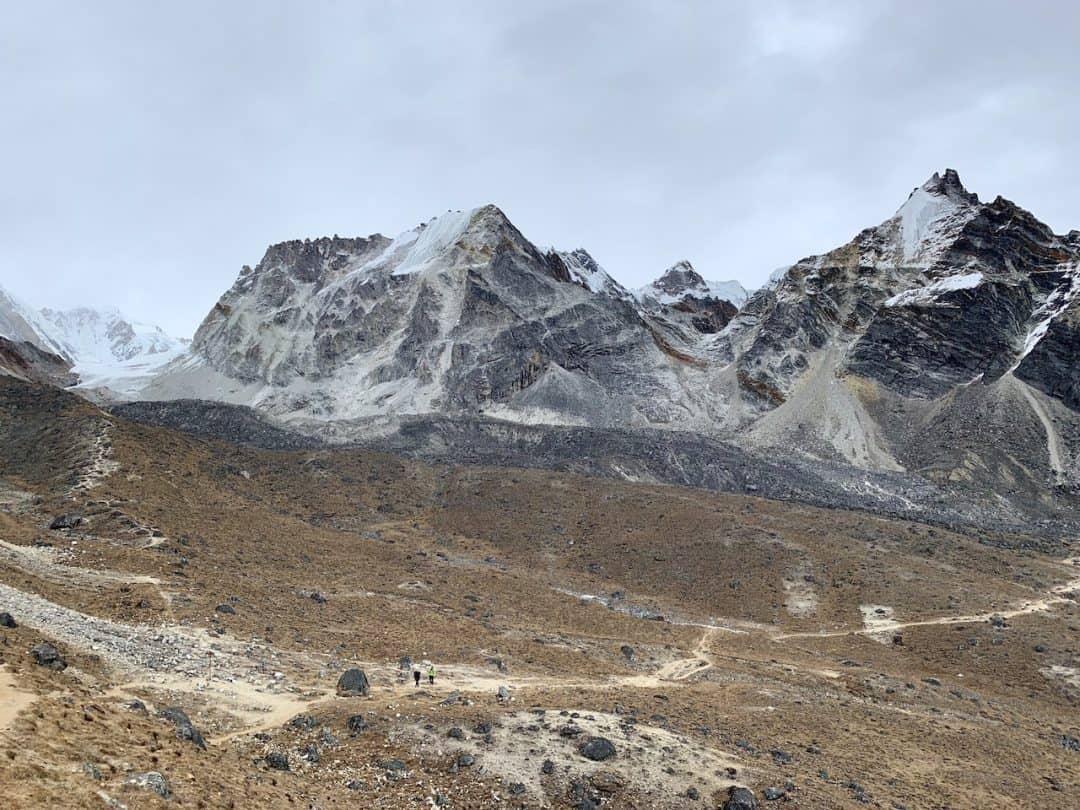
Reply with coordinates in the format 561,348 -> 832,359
1,0 -> 1076,335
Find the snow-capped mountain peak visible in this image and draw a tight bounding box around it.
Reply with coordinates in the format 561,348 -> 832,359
891,169 -> 981,265
0,284 -> 186,395
636,261 -> 749,307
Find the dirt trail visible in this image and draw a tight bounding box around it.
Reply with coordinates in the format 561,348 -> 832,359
0,581 -> 311,713
0,538 -> 161,590
0,666 -> 36,733
71,422 -> 120,493
774,558 -> 1080,641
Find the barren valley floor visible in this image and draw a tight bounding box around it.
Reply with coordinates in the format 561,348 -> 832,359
0,378 -> 1076,808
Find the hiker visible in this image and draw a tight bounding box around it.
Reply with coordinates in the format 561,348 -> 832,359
413,668 -> 421,687
428,664 -> 436,685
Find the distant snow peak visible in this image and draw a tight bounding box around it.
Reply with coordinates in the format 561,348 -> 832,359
0,285 -> 186,395
637,261 -> 748,307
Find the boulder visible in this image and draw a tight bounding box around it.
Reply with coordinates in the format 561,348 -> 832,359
48,513 -> 82,530
265,751 -> 290,771
336,668 -> 370,696
579,736 -> 616,762
287,714 -> 318,730
589,770 -> 624,794
158,706 -> 206,749
30,642 -> 67,671
124,771 -> 169,798
723,787 -> 759,810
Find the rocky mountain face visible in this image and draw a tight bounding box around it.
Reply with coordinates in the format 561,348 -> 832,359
155,206 -> 721,428
135,171 -> 1079,536
0,285 -> 185,394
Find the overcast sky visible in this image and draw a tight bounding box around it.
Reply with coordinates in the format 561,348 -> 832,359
2,1 -> 1077,335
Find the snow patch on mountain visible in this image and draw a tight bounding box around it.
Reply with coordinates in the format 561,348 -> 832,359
557,249 -> 634,300
884,272 -> 984,308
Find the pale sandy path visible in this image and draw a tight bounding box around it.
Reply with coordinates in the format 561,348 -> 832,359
0,666 -> 36,733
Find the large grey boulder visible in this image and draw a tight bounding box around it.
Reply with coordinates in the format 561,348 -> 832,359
336,668 -> 370,696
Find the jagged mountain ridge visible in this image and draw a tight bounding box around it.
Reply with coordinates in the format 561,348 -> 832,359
138,171 -> 1079,531
151,205 -> 725,428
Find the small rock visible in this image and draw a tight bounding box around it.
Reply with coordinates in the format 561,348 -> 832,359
30,642 -> 67,671
49,514 -> 82,530
922,677 -> 942,687
497,685 -> 511,702
508,782 -> 526,796
763,786 -> 787,800
620,645 -> 635,661
125,699 -> 147,714
456,753 -> 475,768
345,779 -> 364,791
214,603 -> 235,614
124,771 -> 169,798
770,748 -> 793,764
158,706 -> 206,749
541,759 -> 555,775
589,770 -> 624,794
346,714 -> 368,735
723,786 -> 760,810
264,751 -> 290,771
685,786 -> 701,800
301,744 -> 319,763
988,614 -> 1007,628
447,726 -> 464,739
336,668 -> 371,696
288,714 -> 318,730
0,612 -> 16,628
82,762 -> 102,780
579,736 -> 616,762
379,758 -> 407,774
474,720 -> 492,735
